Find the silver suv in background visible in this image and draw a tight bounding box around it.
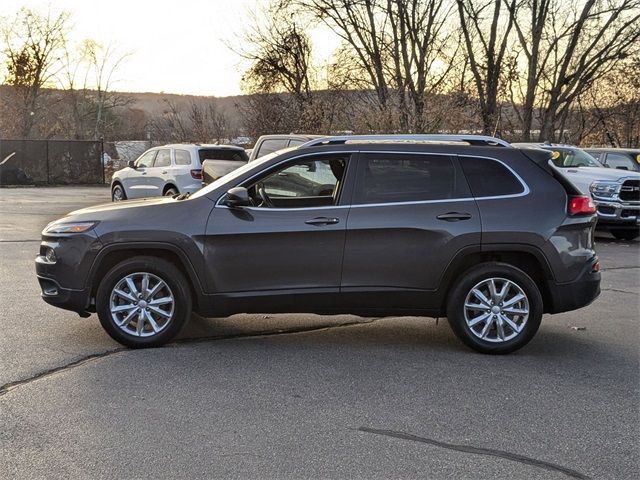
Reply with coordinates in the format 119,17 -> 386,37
111,144 -> 247,201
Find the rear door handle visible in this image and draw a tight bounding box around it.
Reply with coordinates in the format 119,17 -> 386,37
436,212 -> 472,221
161,170 -> 168,174
305,217 -> 340,226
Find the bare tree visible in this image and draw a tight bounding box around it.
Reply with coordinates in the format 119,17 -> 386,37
456,0 -> 517,135
508,0 -> 640,142
1,8 -> 69,137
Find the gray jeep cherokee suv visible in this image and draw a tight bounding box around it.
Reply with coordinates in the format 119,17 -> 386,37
36,135 -> 601,354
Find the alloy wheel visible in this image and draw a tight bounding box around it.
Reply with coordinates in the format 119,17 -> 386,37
463,277 -> 529,343
109,272 -> 175,337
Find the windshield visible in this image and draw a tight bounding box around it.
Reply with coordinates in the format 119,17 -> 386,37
190,147 -> 296,199
547,147 -> 605,168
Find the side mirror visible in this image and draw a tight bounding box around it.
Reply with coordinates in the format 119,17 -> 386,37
128,160 -> 137,169
224,187 -> 251,207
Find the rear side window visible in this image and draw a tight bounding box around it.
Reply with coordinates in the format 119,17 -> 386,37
154,149 -> 171,167
353,153 -> 464,204
198,149 -> 249,162
605,153 -> 636,170
175,149 -> 192,165
460,157 -> 524,197
256,139 -> 288,158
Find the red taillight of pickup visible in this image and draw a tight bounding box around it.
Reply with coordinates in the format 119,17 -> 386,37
190,169 -> 203,180
568,196 -> 596,215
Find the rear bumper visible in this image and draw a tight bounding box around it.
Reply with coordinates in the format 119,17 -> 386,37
547,258 -> 601,314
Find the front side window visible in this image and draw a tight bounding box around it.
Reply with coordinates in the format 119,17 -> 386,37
154,149 -> 171,167
135,150 -> 156,168
175,149 -> 192,165
353,153 -> 461,204
247,154 -> 349,208
460,157 -> 525,197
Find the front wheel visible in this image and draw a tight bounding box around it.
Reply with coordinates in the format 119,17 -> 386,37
111,183 -> 126,202
610,229 -> 639,241
446,263 -> 543,354
96,256 -> 192,348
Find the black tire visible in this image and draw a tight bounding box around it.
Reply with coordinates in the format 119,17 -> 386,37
96,256 -> 192,348
111,183 -> 127,202
164,187 -> 179,197
446,262 -> 543,354
610,229 -> 639,241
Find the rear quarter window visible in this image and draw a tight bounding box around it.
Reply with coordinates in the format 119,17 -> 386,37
175,149 -> 192,165
460,157 -> 525,197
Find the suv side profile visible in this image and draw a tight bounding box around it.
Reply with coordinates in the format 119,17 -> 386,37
36,135 -> 601,354
111,144 -> 248,201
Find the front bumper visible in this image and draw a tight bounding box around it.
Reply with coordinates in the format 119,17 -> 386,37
547,257 -> 601,314
36,273 -> 92,316
594,200 -> 640,230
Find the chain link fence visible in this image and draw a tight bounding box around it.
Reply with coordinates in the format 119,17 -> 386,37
0,139 -> 104,186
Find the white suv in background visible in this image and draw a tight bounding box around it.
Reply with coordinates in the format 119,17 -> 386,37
111,144 -> 247,201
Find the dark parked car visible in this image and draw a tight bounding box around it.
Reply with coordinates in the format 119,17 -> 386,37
36,135 -> 601,354
583,148 -> 640,172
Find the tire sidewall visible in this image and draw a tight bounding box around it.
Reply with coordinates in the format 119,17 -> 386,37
164,188 -> 178,197
112,184 -> 126,202
447,263 -> 543,354
96,256 -> 192,348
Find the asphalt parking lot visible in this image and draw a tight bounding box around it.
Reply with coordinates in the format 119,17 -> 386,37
0,186 -> 638,479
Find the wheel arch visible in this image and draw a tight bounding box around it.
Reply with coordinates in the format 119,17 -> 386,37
439,245 -> 554,314
87,243 -> 204,311
163,183 -> 179,195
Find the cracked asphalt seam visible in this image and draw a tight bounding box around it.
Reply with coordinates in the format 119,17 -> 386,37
0,317 -> 382,397
601,287 -> 638,295
358,427 -> 590,480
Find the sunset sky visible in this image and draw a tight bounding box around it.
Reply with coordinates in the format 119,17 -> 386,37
4,0 -> 340,97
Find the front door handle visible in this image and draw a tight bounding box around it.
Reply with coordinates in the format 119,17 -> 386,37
436,212 -> 472,221
305,217 -> 340,226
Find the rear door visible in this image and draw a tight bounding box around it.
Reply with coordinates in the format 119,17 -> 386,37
340,152 -> 481,310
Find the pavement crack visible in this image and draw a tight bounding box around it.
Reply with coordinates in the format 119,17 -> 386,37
358,427 -> 590,480
601,287 -> 638,295
0,318 -> 381,397
0,239 -> 40,243
600,265 -> 639,271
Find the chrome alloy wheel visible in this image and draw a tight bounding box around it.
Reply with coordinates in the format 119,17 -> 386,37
112,186 -> 125,201
109,272 -> 175,337
463,277 -> 529,343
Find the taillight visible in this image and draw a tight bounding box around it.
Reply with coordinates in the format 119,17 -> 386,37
568,195 -> 596,215
190,169 -> 202,180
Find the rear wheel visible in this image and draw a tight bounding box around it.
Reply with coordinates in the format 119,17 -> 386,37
446,263 -> 543,354
111,183 -> 126,202
610,229 -> 639,241
164,187 -> 179,197
96,256 -> 192,348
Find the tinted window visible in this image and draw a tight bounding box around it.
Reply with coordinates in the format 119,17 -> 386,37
353,153 -> 460,204
154,149 -> 171,167
135,150 -> 156,168
460,157 -> 524,197
175,149 -> 192,165
198,148 -> 249,162
257,139 -> 288,158
249,154 -> 348,208
606,153 -> 636,171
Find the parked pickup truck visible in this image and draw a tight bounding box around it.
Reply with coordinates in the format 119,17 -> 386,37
514,143 -> 640,240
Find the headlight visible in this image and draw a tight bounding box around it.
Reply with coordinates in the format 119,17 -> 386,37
43,221 -> 98,235
589,181 -> 619,198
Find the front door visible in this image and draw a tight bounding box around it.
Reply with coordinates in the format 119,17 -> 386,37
203,153 -> 353,310
124,149 -> 156,198
341,152 -> 481,310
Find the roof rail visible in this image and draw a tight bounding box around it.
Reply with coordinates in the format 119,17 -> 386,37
301,134 -> 511,148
